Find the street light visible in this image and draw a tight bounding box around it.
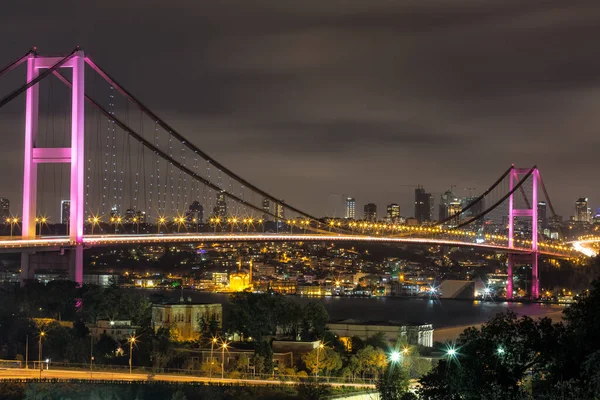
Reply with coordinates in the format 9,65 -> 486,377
129,335 -> 137,374
497,346 -> 505,355
8,217 -> 19,238
389,351 -> 401,363
174,216 -> 185,233
157,216 -> 166,234
36,216 -> 48,236
89,215 -> 101,235
315,341 -> 325,379
221,341 -> 229,379
209,337 -> 218,380
38,331 -> 45,378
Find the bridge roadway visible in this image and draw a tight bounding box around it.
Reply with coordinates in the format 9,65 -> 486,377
570,237 -> 600,257
0,367 -> 375,388
0,233 -> 573,257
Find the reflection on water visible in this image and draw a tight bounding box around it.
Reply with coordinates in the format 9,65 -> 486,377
145,289 -> 565,329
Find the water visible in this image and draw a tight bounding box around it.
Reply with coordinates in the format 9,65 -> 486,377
149,289 -> 565,329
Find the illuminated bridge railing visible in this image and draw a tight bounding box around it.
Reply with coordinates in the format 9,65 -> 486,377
0,232 -> 577,258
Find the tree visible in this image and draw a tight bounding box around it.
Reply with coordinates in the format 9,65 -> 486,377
418,311 -> 564,400
377,363 -> 411,400
350,345 -> 387,379
301,302 -> 329,340
302,347 -> 342,377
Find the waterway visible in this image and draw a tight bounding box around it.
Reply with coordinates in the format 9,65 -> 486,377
148,289 -> 565,330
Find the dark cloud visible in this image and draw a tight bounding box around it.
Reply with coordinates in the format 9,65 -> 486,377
1,0 -> 600,218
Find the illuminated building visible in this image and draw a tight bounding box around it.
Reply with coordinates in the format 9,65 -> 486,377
0,198 -> 9,223
229,259 -> 253,292
345,197 -> 356,219
262,198 -> 270,220
214,191 -> 227,218
576,198 -> 589,222
364,203 -> 377,222
537,201 -> 547,230
327,320 -> 433,348
275,200 -> 285,220
125,208 -> 136,223
386,203 -> 400,224
61,200 -> 70,224
186,201 -> 203,226
152,302 -> 222,341
414,186 -> 432,224
89,320 -> 139,341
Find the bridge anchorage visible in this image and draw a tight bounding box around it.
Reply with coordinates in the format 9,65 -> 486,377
0,48 -> 582,299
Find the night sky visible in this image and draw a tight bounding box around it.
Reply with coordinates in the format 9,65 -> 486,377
1,0 -> 600,219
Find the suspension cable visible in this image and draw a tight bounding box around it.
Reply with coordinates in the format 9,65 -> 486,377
0,49 -> 35,80
452,167 -> 536,230
51,70 -> 293,222
436,165 -> 514,226
84,57 -> 320,222
0,48 -> 79,110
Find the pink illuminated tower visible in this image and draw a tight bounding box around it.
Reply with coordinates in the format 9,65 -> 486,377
507,166 -> 540,300
21,50 -> 85,284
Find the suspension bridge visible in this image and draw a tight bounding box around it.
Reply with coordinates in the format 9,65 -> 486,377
0,48 -> 587,299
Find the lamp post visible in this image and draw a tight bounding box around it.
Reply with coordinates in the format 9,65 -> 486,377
315,341 -> 324,379
90,216 -> 100,235
90,335 -> 94,378
157,217 -> 166,234
132,217 -> 139,234
221,341 -> 228,379
129,336 -> 136,374
209,337 -> 218,380
9,217 -> 19,238
38,331 -> 45,379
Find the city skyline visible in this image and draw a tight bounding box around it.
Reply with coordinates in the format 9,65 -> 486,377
1,1 -> 600,219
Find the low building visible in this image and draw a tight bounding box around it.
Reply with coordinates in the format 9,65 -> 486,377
83,273 -> 120,287
269,280 -> 296,294
152,301 -> 222,341
89,320 -> 139,341
327,319 -> 434,348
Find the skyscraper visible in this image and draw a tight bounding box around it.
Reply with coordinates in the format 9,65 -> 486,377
187,201 -> 204,224
386,204 -> 400,223
364,203 -> 377,221
275,201 -> 285,220
414,186 -> 431,224
214,191 -> 227,218
345,197 -> 356,219
0,198 -> 9,224
537,201 -> 548,230
262,198 -> 270,220
61,200 -> 71,225
575,198 -> 589,222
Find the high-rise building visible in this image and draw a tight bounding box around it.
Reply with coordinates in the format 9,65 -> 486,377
537,201 -> 548,230
345,197 -> 356,219
414,186 -> 431,224
462,197 -> 484,219
135,210 -> 147,224
186,201 -> 204,224
61,200 -> 71,225
364,203 -> 377,221
275,200 -> 285,220
575,198 -> 589,222
0,198 -> 9,224
447,200 -> 462,226
386,204 -> 400,224
262,198 -> 270,221
125,209 -> 136,223
439,190 -> 456,221
214,191 -> 227,218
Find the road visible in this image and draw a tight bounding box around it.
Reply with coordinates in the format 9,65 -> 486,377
0,367 -> 375,389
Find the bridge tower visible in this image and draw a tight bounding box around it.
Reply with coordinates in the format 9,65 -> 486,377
20,50 -> 85,284
507,166 -> 540,300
